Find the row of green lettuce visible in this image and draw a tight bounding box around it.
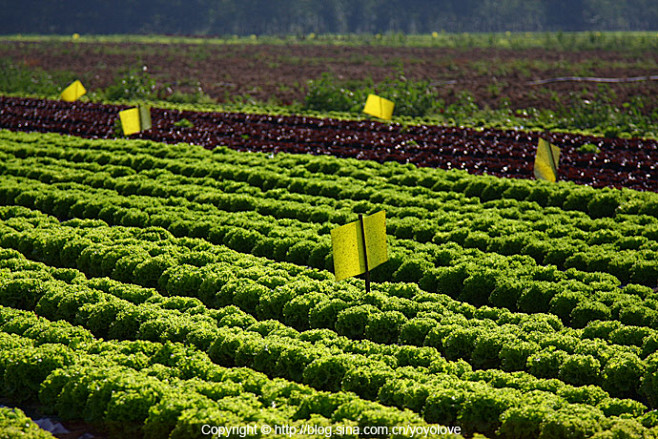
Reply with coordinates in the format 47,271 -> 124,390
2,150 -> 657,291
2,130 -> 655,245
0,131 -> 656,329
3,130 -> 655,219
0,406 -> 55,439
0,241 -> 657,438
3,169 -> 658,335
0,304 -> 450,439
2,206 -> 658,415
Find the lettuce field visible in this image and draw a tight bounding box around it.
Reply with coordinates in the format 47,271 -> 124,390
0,34 -> 658,439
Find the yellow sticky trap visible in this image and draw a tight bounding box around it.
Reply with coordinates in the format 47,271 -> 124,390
119,106 -> 152,136
139,105 -> 152,131
331,211 -> 388,281
60,80 -> 86,102
534,138 -> 561,182
363,94 -> 395,120
119,108 -> 141,136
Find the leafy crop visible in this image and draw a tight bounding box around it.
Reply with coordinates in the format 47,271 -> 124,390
0,406 -> 56,438
305,71 -> 439,117
0,128 -> 656,437
0,58 -> 75,98
103,66 -> 157,101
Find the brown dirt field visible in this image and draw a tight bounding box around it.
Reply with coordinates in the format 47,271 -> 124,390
1,40 -> 657,112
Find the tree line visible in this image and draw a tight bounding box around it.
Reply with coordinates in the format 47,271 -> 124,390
1,0 -> 657,35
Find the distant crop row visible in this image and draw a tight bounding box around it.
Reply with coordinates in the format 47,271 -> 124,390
5,32 -> 658,51
1,97 -> 656,191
